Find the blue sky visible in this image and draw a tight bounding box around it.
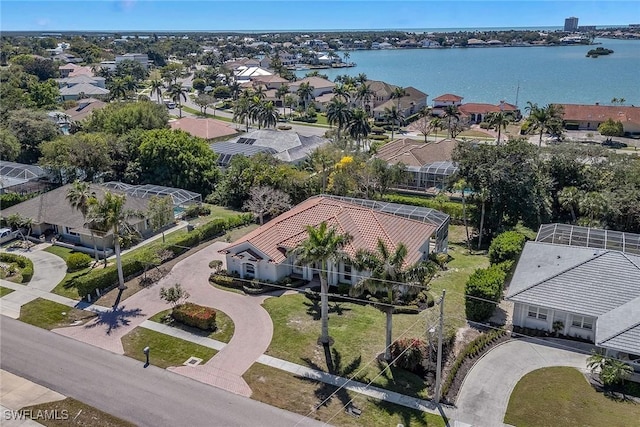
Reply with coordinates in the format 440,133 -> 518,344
1,1 -> 638,32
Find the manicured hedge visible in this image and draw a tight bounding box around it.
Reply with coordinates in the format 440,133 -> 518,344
0,253 -> 34,283
488,231 -> 526,266
66,253 -> 92,272
75,214 -> 253,299
172,302 -> 216,331
382,194 -> 469,222
464,265 -> 507,322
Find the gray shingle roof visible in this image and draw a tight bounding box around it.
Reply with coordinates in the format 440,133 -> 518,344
507,242 -> 640,317
596,297 -> 640,354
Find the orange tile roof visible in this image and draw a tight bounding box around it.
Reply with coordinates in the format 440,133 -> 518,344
375,138 -> 458,167
433,94 -> 463,102
222,196 -> 437,265
557,104 -> 640,126
459,103 -> 502,114
169,117 -> 238,140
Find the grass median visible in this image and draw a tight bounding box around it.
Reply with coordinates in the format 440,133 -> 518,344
18,298 -> 96,330
0,286 -> 15,297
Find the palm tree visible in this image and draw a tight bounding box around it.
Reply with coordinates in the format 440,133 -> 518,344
347,107 -> 371,150
442,105 -> 461,138
351,239 -> 433,360
391,87 -> 407,109
109,78 -> 127,101
259,101 -> 279,129
326,98 -> 353,139
252,84 -> 267,100
485,111 -> 510,144
233,95 -> 251,132
86,192 -> 141,299
558,186 -> 581,223
384,105 -> 404,140
296,82 -> 314,110
579,191 -> 608,226
342,51 -> 350,64
453,179 -> 471,251
587,351 -> 633,387
525,102 -> 564,147
356,73 -> 368,86
275,84 -> 290,107
332,84 -> 351,102
307,146 -> 337,193
291,222 -> 353,344
284,94 -> 296,119
168,84 -> 188,118
66,181 -> 100,264
356,83 -> 374,112
476,186 -> 489,250
122,75 -> 138,98
150,79 -> 164,104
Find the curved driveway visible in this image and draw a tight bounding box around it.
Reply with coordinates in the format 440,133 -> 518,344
455,338 -> 588,427
54,241 -> 274,396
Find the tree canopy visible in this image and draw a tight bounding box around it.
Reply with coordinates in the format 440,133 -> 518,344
83,101 -> 169,135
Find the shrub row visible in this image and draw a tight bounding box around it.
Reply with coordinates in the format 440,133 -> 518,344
75,214 -> 254,298
172,302 -> 217,331
0,253 -> 34,282
209,273 -> 245,289
488,231 -> 526,266
464,264 -> 507,322
441,329 -> 506,398
66,253 -> 92,272
382,194 -> 470,222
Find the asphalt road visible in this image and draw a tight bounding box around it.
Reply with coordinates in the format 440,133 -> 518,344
0,317 -> 326,427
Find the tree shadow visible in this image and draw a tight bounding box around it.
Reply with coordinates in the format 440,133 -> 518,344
82,305 -> 144,335
299,347 -> 365,412
303,300 -> 352,321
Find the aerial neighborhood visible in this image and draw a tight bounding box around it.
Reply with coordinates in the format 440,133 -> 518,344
1,17 -> 640,427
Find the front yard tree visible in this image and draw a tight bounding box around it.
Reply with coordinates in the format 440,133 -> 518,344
160,283 -> 190,308
597,118 -> 624,141
147,195 -> 174,243
66,181 -> 99,264
351,239 -> 432,361
292,222 -> 352,345
486,111 -> 511,145
243,186 -> 291,225
587,352 -> 633,387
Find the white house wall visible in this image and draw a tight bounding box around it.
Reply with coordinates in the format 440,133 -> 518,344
513,302 -> 596,341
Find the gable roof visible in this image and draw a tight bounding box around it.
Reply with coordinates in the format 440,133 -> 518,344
596,296 -> 640,354
375,138 -> 458,167
292,76 -> 335,89
433,94 -> 463,102
507,242 -> 640,318
59,83 -> 110,97
170,117 -> 237,140
1,184 -> 149,236
366,80 -> 399,98
64,99 -> 107,121
459,103 -> 502,115
221,196 -> 438,265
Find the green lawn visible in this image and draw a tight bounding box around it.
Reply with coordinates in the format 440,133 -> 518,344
18,298 -> 96,330
150,308 -> 235,343
0,286 -> 15,297
263,293 -> 432,399
181,106 -> 234,123
505,367 -> 640,427
20,398 -> 135,427
244,364 -> 446,427
43,245 -> 75,261
121,327 -> 216,368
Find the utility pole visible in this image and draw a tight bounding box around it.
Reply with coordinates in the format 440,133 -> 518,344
434,290 -> 446,404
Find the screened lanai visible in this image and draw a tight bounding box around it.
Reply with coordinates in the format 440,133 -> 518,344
536,223 -> 640,256
398,161 -> 459,192
0,161 -> 48,194
101,182 -> 202,209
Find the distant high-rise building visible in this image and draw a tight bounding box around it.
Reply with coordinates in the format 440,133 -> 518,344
564,17 -> 579,32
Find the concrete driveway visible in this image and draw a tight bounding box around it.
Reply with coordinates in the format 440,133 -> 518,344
455,338 -> 588,427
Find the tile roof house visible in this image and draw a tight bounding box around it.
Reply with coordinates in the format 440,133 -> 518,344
169,117 -> 238,140
459,102 -> 522,123
58,63 -> 94,78
64,98 -> 107,121
0,184 -> 154,255
375,138 -> 460,191
556,103 -> 640,134
507,226 -> 640,365
372,86 -> 428,119
210,129 -> 329,166
432,94 -> 464,108
289,76 -> 336,98
220,195 -> 448,284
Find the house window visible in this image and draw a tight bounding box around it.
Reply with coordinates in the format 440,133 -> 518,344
343,264 -> 352,282
243,263 -> 255,279
571,315 -> 593,330
527,306 -> 548,320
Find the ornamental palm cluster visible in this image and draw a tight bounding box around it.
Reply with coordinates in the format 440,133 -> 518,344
232,86 -> 280,131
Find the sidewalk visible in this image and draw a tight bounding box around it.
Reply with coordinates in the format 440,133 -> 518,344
0,370 -> 65,427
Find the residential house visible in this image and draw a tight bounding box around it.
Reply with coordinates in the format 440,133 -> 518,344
64,98 -> 107,122
506,223 -> 640,371
432,94 -> 464,113
556,103 -> 640,134
56,75 -> 109,101
234,66 -> 274,83
372,86 -> 428,119
289,76 -> 336,99
220,195 -> 449,283
459,101 -> 522,123
375,138 -> 460,191
58,63 -> 94,78
169,117 -> 238,141
210,129 -> 329,167
115,53 -> 150,69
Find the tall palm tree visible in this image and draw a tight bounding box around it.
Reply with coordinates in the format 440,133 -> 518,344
122,75 -> 138,98
347,107 -> 371,150
558,186 -> 581,223
86,192 -> 141,298
525,102 -> 564,147
150,79 -> 164,104
168,84 -> 188,118
233,95 -> 252,132
391,87 -> 407,109
476,186 -> 489,250
296,82 -> 314,110
356,83 -> 374,112
66,181 -> 100,264
326,98 -> 353,139
284,94 -> 296,119
252,84 -> 267,100
356,73 -> 368,86
485,111 -> 510,145
291,222 -> 353,344
384,105 -> 404,140
579,191 -> 608,226
275,84 -> 290,107
453,179 -> 471,251
332,84 -> 351,102
442,105 -> 461,138
343,51 -> 351,64
351,239 -> 433,360
109,78 -> 127,101
259,101 -> 279,129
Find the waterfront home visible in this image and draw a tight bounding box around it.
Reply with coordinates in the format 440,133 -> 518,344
557,103 -> 640,134
372,86 -> 428,119
220,195 -> 449,284
458,101 -> 521,124
507,224 -> 640,372
375,138 -> 460,192
432,94 -> 464,115
289,76 -> 335,99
